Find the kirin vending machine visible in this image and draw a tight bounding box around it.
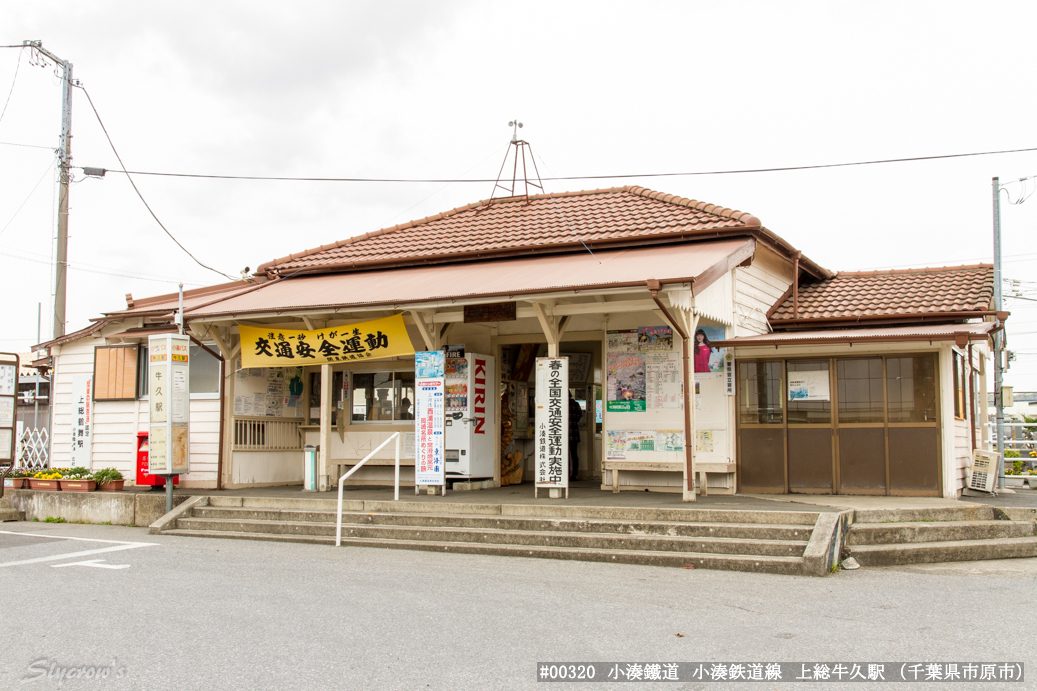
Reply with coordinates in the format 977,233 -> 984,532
444,353 -> 496,479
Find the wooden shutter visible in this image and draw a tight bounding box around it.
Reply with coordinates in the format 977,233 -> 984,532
93,346 -> 139,400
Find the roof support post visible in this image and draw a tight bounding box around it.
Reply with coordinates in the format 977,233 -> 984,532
408,311 -> 437,351
647,281 -> 697,502
531,301 -> 561,357
319,363 -> 332,492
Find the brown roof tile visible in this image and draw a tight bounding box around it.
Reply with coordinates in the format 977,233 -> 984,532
770,265 -> 994,323
256,186 -> 763,275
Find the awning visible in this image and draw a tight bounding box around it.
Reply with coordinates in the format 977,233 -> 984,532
714,321 -> 997,348
187,239 -> 755,319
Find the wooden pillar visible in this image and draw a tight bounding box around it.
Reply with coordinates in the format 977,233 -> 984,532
683,310 -> 700,502
319,363 -> 332,491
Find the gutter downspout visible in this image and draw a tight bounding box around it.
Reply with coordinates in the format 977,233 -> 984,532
647,280 -> 695,501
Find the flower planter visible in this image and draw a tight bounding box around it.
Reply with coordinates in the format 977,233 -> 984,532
97,480 -> 125,492
29,479 -> 61,491
3,477 -> 28,489
59,479 -> 96,492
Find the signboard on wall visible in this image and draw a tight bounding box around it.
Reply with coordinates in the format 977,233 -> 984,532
238,314 -> 414,368
0,353 -> 18,463
535,357 -> 568,489
788,371 -> 830,401
69,373 -> 93,467
414,351 -> 445,486
148,334 -> 191,475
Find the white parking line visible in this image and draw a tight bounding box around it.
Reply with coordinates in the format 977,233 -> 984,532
52,559 -> 131,570
0,530 -> 157,568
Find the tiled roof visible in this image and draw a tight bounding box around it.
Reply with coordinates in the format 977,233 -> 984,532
769,265 -> 994,323
257,186 -> 763,275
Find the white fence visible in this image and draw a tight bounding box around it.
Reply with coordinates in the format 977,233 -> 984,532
232,417 -> 303,451
16,425 -> 49,470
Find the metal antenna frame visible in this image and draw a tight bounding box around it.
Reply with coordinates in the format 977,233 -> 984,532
489,121 -> 543,203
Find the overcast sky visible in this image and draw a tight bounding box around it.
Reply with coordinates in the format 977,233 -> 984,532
2,1 -> 1037,389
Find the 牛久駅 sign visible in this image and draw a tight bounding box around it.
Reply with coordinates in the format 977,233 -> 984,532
239,314 -> 415,368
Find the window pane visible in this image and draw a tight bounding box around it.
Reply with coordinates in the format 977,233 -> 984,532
395,373 -> 415,420
787,361 -> 830,424
886,356 -> 937,423
738,361 -> 783,425
837,358 -> 884,423
352,372 -> 373,421
352,372 -> 394,421
189,344 -> 221,395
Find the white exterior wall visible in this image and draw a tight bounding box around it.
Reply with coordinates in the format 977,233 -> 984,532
733,246 -> 794,337
50,334 -> 221,487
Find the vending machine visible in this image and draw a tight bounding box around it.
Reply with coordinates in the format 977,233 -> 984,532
444,353 -> 496,478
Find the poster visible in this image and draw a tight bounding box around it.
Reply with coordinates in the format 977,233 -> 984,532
623,431 -> 655,452
655,431 -> 684,453
788,371 -> 830,401
638,326 -> 673,352
607,352 -> 646,412
696,430 -> 714,453
561,352 -> 592,384
0,397 -> 13,427
239,314 -> 415,368
70,374 -> 93,468
0,363 -> 16,396
645,353 -> 680,409
414,351 -> 445,486
693,325 -> 726,376
535,357 -> 568,488
606,430 -> 627,459
607,330 -> 638,353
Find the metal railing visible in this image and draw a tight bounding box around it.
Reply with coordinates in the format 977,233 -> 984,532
232,418 -> 303,451
336,432 -> 401,547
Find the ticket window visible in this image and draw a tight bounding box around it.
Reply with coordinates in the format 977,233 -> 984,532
351,371 -> 416,422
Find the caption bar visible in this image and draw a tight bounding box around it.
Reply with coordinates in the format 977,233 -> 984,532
536,662 -> 1025,683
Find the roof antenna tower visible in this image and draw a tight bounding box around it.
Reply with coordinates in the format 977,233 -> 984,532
489,120 -> 543,203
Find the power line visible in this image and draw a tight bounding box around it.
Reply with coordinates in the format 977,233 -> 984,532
0,159 -> 53,238
0,141 -> 53,150
0,46 -> 23,126
0,247 -> 205,285
93,144 -> 1037,184
76,85 -> 236,281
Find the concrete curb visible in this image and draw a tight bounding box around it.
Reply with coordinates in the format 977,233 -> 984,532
802,510 -> 852,576
150,495 -> 208,535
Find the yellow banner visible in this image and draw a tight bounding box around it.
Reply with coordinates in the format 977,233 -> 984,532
239,314 -> 415,368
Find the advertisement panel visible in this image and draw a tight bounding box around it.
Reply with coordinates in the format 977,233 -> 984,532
414,351 -> 445,486
239,314 -> 414,368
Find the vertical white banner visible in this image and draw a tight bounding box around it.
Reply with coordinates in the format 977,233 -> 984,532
724,350 -> 735,396
149,334 -> 191,475
414,351 -> 445,486
70,373 -> 93,467
535,357 -> 568,489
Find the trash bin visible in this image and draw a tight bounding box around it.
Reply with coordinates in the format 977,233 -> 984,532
136,431 -> 178,489
303,445 -> 318,491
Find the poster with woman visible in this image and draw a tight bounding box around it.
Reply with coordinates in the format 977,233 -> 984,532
693,325 -> 726,376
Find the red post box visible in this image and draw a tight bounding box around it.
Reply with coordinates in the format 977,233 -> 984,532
136,431 -> 178,488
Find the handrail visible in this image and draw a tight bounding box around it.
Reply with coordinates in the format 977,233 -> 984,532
336,432 -> 400,547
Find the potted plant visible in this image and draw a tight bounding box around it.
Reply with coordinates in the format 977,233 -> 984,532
3,467 -> 31,490
93,467 -> 125,492
30,469 -> 63,491
59,467 -> 96,492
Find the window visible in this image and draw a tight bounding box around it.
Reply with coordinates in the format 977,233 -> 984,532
351,371 -> 415,422
136,343 -> 222,398
93,346 -> 140,401
886,355 -> 937,423
738,361 -> 783,424
952,351 -> 967,420
836,358 -> 884,423
787,361 -> 831,424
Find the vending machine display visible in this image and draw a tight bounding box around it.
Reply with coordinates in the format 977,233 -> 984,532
444,353 -> 496,478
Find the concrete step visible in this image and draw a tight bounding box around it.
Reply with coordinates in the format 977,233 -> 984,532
848,536 -> 1037,566
174,516 -> 809,556
189,506 -> 814,540
847,520 -> 1037,545
161,528 -> 807,574
204,495 -> 818,524
852,505 -> 995,524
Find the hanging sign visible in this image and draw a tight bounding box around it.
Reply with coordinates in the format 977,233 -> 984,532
239,314 -> 414,368
69,373 -> 93,467
724,351 -> 735,396
148,334 -> 191,475
535,357 -> 568,489
414,351 -> 445,486
788,371 -> 830,402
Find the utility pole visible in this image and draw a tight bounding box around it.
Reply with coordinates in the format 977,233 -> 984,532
25,41 -> 74,339
992,177 -> 1005,490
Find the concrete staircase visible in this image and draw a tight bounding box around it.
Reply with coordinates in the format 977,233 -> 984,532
846,505 -> 1037,566
0,497 -> 23,522
153,496 -> 846,576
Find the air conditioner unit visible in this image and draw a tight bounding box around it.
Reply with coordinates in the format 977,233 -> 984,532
968,449 -> 999,493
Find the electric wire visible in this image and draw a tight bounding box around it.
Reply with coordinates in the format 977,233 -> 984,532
0,248 -> 205,285
0,159 -> 54,238
0,141 -> 54,150
75,85 -> 236,281
0,47 -> 23,126
94,144 -> 1037,185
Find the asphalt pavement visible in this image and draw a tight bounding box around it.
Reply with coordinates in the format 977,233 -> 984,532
0,522 -> 1032,690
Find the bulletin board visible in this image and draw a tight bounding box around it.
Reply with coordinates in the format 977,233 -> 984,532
233,363 -> 304,418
